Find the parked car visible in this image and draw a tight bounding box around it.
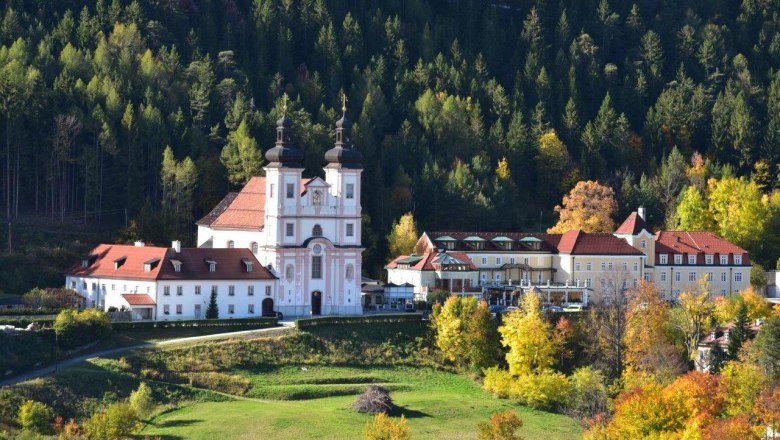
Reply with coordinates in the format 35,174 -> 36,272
489,304 -> 506,314
543,305 -> 564,313
505,306 -> 520,312
563,304 -> 584,312
404,303 -> 416,312
263,311 -> 284,320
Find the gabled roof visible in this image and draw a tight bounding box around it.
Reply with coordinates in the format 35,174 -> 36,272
196,192 -> 239,226
208,176 -> 266,230
158,248 -> 277,280
615,212 -> 649,235
65,244 -> 169,280
385,250 -> 477,271
655,231 -> 748,256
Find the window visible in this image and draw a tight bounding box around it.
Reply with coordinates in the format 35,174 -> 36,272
251,242 -> 258,254
721,289 -> 727,295
721,272 -> 727,282
248,285 -> 254,296
228,304 -> 235,314
286,183 -> 294,198
195,285 -> 201,295
346,264 -> 354,281
689,272 -> 696,282
523,257 -> 529,265
675,272 -> 681,282
586,278 -> 592,287
608,262 -> 613,270
674,254 -> 682,264
720,255 -> 728,265
641,240 -> 646,249
70,280 -> 76,289
312,256 -> 322,279
633,262 -> 639,272
227,240 -> 235,248
510,257 -> 515,264
481,257 -> 487,265
270,183 -> 275,198
734,255 -> 742,265
176,285 -> 183,296
346,183 -> 354,199
163,305 -> 170,315
707,272 -> 713,281
575,262 -> 581,271
285,265 -> 294,282
229,285 -> 235,296
705,254 -> 713,265
735,272 -> 743,282
164,286 -> 170,296
211,285 -> 218,295
248,304 -> 255,314
622,263 -> 627,271
601,262 -> 606,271
586,263 -> 592,271
286,223 -> 294,237
688,255 -> 696,264
496,257 -> 502,265
265,285 -> 272,296
309,225 -> 322,237
644,272 -> 651,281
661,272 -> 667,282
659,254 -> 668,264
346,223 -> 354,237
176,304 -> 182,315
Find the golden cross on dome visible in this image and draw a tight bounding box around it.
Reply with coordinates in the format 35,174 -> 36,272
282,93 -> 288,114
341,93 -> 348,114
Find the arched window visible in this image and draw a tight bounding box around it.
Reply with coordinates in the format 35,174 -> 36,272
227,240 -> 234,248
312,224 -> 323,237
251,242 -> 258,254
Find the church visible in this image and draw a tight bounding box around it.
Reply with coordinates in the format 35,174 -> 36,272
196,103 -> 365,317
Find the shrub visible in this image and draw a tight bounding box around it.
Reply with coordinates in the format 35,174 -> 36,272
23,287 -> 80,309
353,385 -> 396,415
364,413 -> 410,440
295,314 -> 421,329
477,410 -> 524,440
82,402 -> 139,440
187,372 -> 251,396
54,309 -> 112,350
483,367 -> 514,398
17,400 -> 54,434
509,371 -> 570,411
564,367 -> 607,420
128,383 -> 155,420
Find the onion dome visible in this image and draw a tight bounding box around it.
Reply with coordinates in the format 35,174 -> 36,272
265,111 -> 304,168
324,99 -> 363,169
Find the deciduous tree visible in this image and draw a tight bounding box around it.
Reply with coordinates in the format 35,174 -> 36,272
386,213 -> 418,257
548,180 -> 617,233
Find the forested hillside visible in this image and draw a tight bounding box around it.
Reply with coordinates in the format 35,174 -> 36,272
1,0 -> 780,277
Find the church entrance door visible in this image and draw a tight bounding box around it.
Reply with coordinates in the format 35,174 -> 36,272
262,298 -> 274,315
311,291 -> 322,315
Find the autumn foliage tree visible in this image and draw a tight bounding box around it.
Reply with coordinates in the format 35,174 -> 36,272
431,296 -> 501,372
548,180 -> 617,233
387,213 -> 419,258
477,410 -> 524,440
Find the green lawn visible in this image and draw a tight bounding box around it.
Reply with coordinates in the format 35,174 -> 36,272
141,365 -> 582,440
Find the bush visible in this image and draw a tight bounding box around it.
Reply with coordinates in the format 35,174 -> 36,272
23,287 -> 80,309
353,385 -> 396,415
364,413 -> 410,440
483,367 -> 514,398
0,330 -> 57,376
483,367 -> 570,411
187,372 -> 251,396
564,367 -> 608,420
17,400 -> 54,434
82,402 -> 139,440
477,410 -> 524,440
128,383 -> 155,420
0,307 -> 59,317
54,309 -> 112,350
0,317 -> 55,327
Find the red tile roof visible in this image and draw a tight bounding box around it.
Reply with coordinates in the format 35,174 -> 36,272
615,212 -> 648,235
158,248 -> 277,280
65,244 -> 169,280
121,294 -> 156,306
655,231 -> 749,264
385,250 -> 477,271
197,192 -> 239,226
209,176 -> 266,230
421,230 -> 642,256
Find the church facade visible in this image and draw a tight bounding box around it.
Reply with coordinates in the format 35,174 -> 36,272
196,109 -> 364,317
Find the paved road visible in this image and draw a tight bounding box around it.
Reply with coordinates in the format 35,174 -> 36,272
0,325 -> 293,387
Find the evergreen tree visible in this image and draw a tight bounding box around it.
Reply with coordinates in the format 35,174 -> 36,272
726,301 -> 750,361
205,289 -> 219,319
220,119 -> 263,186
708,340 -> 727,373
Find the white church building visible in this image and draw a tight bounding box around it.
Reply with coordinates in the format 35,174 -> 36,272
196,109 -> 365,316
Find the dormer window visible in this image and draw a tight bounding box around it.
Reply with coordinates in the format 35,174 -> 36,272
688,255 -> 696,265
170,259 -> 182,273
143,257 -> 160,273
492,236 -> 513,250
434,236 -> 457,251
734,255 -> 742,265
227,240 -> 235,248
205,258 -> 217,272
114,256 -> 127,270
242,258 -> 254,272
81,254 -> 97,268
519,236 -> 543,251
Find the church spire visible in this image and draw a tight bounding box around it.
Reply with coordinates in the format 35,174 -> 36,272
325,93 -> 363,169
265,93 -> 304,168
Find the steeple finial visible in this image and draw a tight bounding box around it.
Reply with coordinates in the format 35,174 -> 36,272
341,93 -> 348,114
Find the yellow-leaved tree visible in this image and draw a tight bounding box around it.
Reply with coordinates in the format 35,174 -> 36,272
387,212 -> 419,257
670,281 -> 715,362
431,296 -> 500,372
548,180 -> 617,233
499,293 -> 561,375
713,287 -> 774,324
707,177 -> 768,252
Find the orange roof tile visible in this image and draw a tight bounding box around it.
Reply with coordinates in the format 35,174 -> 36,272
655,231 -> 749,264
211,176 -> 266,230
121,294 -> 156,305
616,212 -> 648,235
65,244 -> 168,280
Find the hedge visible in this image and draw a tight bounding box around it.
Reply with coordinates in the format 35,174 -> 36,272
295,314 -> 422,329
0,317 -> 55,327
112,316 -> 278,331
0,307 -> 59,316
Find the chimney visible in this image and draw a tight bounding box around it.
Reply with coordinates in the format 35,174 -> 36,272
134,241 -> 145,247
637,206 -> 646,220
172,240 -> 181,253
